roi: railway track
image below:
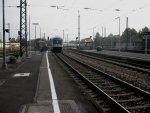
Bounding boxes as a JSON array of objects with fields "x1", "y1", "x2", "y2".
[
  {"x1": 55, "y1": 53, "x2": 150, "y2": 113},
  {"x1": 70, "y1": 50, "x2": 150, "y2": 74},
  {"x1": 73, "y1": 50, "x2": 150, "y2": 69},
  {"x1": 64, "y1": 50, "x2": 150, "y2": 92}
]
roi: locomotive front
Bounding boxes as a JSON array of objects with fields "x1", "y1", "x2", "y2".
[{"x1": 51, "y1": 37, "x2": 63, "y2": 52}]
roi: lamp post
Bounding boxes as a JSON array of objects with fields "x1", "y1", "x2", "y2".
[
  {"x1": 2, "y1": 0, "x2": 7, "y2": 69},
  {"x1": 78, "y1": 10, "x2": 80, "y2": 49},
  {"x1": 32, "y1": 23, "x2": 39, "y2": 51},
  {"x1": 29, "y1": 16, "x2": 31, "y2": 56},
  {"x1": 50, "y1": 5, "x2": 69, "y2": 10},
  {"x1": 115, "y1": 9, "x2": 121, "y2": 52},
  {"x1": 0, "y1": 31, "x2": 1, "y2": 41},
  {"x1": 50, "y1": 5, "x2": 64, "y2": 9},
  {"x1": 6, "y1": 23, "x2": 11, "y2": 52},
  {"x1": 145, "y1": 35, "x2": 148, "y2": 54},
  {"x1": 0, "y1": 26, "x2": 2, "y2": 49},
  {"x1": 84, "y1": 8, "x2": 102, "y2": 12},
  {"x1": 84, "y1": 8, "x2": 102, "y2": 49},
  {"x1": 93, "y1": 27, "x2": 96, "y2": 49},
  {"x1": 40, "y1": 27, "x2": 41, "y2": 39},
  {"x1": 115, "y1": 17, "x2": 121, "y2": 52}
]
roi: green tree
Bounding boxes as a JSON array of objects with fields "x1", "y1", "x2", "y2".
[
  {"x1": 122, "y1": 28, "x2": 138, "y2": 42},
  {"x1": 121, "y1": 28, "x2": 138, "y2": 49},
  {"x1": 107, "y1": 33, "x2": 114, "y2": 48},
  {"x1": 138, "y1": 26, "x2": 150, "y2": 39},
  {"x1": 139, "y1": 26, "x2": 150, "y2": 50},
  {"x1": 108, "y1": 33, "x2": 113, "y2": 38},
  {"x1": 94, "y1": 32, "x2": 102, "y2": 47}
]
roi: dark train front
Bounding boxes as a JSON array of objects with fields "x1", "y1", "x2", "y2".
[{"x1": 51, "y1": 36, "x2": 63, "y2": 53}]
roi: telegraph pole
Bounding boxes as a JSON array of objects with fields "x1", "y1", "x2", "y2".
[
  {"x1": 119, "y1": 17, "x2": 121, "y2": 52},
  {"x1": 29, "y1": 16, "x2": 31, "y2": 56},
  {"x1": 102, "y1": 26, "x2": 103, "y2": 38},
  {"x1": 32, "y1": 23, "x2": 39, "y2": 52},
  {"x1": 104, "y1": 27, "x2": 106, "y2": 37},
  {"x1": 40, "y1": 28, "x2": 41, "y2": 39},
  {"x1": 7, "y1": 23, "x2": 11, "y2": 52},
  {"x1": 78, "y1": 10, "x2": 80, "y2": 48},
  {"x1": 115, "y1": 17, "x2": 121, "y2": 52},
  {"x1": 93, "y1": 27, "x2": 95, "y2": 49},
  {"x1": 126, "y1": 17, "x2": 128, "y2": 50},
  {"x1": 8, "y1": 23, "x2": 10, "y2": 40},
  {"x1": 145, "y1": 36, "x2": 147, "y2": 54},
  {"x1": 2, "y1": 0, "x2": 7, "y2": 69},
  {"x1": 63, "y1": 30, "x2": 64, "y2": 41}
]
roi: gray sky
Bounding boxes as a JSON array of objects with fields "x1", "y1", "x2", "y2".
[{"x1": 1, "y1": 0, "x2": 150, "y2": 41}]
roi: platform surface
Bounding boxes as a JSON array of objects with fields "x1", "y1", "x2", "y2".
[
  {"x1": 20, "y1": 100, "x2": 81, "y2": 113},
  {"x1": 84, "y1": 49, "x2": 150, "y2": 61}
]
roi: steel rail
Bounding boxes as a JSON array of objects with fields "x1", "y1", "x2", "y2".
[
  {"x1": 56, "y1": 52, "x2": 150, "y2": 112},
  {"x1": 56, "y1": 53, "x2": 131, "y2": 113},
  {"x1": 62, "y1": 52, "x2": 150, "y2": 98},
  {"x1": 73, "y1": 49, "x2": 150, "y2": 69},
  {"x1": 71, "y1": 50, "x2": 150, "y2": 74}
]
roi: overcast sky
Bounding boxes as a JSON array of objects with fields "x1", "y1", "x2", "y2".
[{"x1": 1, "y1": 0, "x2": 150, "y2": 41}]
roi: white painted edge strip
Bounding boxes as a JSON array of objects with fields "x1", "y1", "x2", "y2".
[
  {"x1": 46, "y1": 51, "x2": 60, "y2": 113},
  {"x1": 13, "y1": 73, "x2": 30, "y2": 77}
]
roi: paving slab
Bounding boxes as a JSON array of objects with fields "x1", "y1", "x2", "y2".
[{"x1": 20, "y1": 100, "x2": 81, "y2": 113}]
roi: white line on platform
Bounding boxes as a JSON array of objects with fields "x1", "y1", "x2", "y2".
[{"x1": 46, "y1": 51, "x2": 60, "y2": 113}]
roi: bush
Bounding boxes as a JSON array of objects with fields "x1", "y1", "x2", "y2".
[
  {"x1": 13, "y1": 51, "x2": 19, "y2": 58},
  {"x1": 9, "y1": 55, "x2": 17, "y2": 64},
  {"x1": 19, "y1": 51, "x2": 23, "y2": 57}
]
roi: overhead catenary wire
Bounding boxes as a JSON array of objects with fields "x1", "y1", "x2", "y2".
[{"x1": 2, "y1": 0, "x2": 150, "y2": 41}]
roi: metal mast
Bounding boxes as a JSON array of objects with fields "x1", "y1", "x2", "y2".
[
  {"x1": 126, "y1": 17, "x2": 128, "y2": 50},
  {"x1": 20, "y1": 0, "x2": 28, "y2": 57},
  {"x1": 78, "y1": 10, "x2": 80, "y2": 48},
  {"x1": 2, "y1": 0, "x2": 7, "y2": 69}
]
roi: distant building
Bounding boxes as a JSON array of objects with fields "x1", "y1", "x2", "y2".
[
  {"x1": 80, "y1": 37, "x2": 93, "y2": 50},
  {"x1": 10, "y1": 38, "x2": 16, "y2": 43},
  {"x1": 0, "y1": 42, "x2": 20, "y2": 51}
]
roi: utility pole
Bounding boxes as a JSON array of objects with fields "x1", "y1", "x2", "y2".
[
  {"x1": 104, "y1": 27, "x2": 106, "y2": 37},
  {"x1": 119, "y1": 17, "x2": 120, "y2": 52},
  {"x1": 8, "y1": 23, "x2": 10, "y2": 40},
  {"x1": 2, "y1": 0, "x2": 7, "y2": 69},
  {"x1": 7, "y1": 23, "x2": 11, "y2": 52},
  {"x1": 78, "y1": 10, "x2": 80, "y2": 49},
  {"x1": 145, "y1": 36, "x2": 147, "y2": 54},
  {"x1": 0, "y1": 32, "x2": 2, "y2": 49},
  {"x1": 32, "y1": 23, "x2": 39, "y2": 51},
  {"x1": 63, "y1": 30, "x2": 64, "y2": 42},
  {"x1": 101, "y1": 26, "x2": 104, "y2": 47},
  {"x1": 40, "y1": 27, "x2": 41, "y2": 39},
  {"x1": 29, "y1": 16, "x2": 31, "y2": 56},
  {"x1": 126, "y1": 17, "x2": 128, "y2": 50},
  {"x1": 115, "y1": 17, "x2": 121, "y2": 52},
  {"x1": 102, "y1": 26, "x2": 103, "y2": 38},
  {"x1": 0, "y1": 32, "x2": 1, "y2": 42},
  {"x1": 67, "y1": 34, "x2": 68, "y2": 46},
  {"x1": 20, "y1": 0, "x2": 28, "y2": 57},
  {"x1": 44, "y1": 32, "x2": 45, "y2": 39},
  {"x1": 93, "y1": 27, "x2": 95, "y2": 49},
  {"x1": 4, "y1": 23, "x2": 11, "y2": 50}
]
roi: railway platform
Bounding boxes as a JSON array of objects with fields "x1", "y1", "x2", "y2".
[
  {"x1": 20, "y1": 52, "x2": 81, "y2": 113},
  {"x1": 0, "y1": 51, "x2": 98, "y2": 113},
  {"x1": 1, "y1": 50, "x2": 149, "y2": 113},
  {"x1": 83, "y1": 49, "x2": 150, "y2": 61}
]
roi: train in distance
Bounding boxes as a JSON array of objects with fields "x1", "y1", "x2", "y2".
[{"x1": 51, "y1": 36, "x2": 63, "y2": 53}]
